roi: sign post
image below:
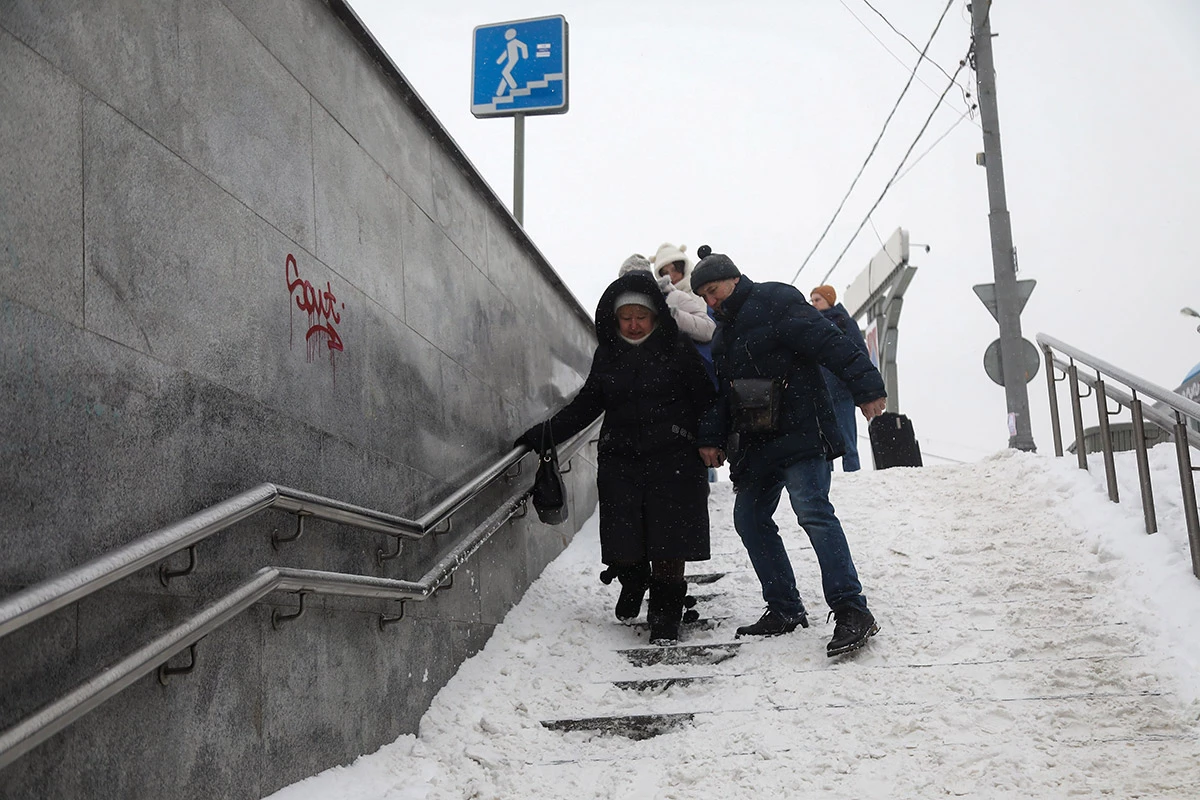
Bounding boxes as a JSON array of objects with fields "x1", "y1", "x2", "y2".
[
  {"x1": 844, "y1": 228, "x2": 917, "y2": 414},
  {"x1": 471, "y1": 16, "x2": 569, "y2": 225}
]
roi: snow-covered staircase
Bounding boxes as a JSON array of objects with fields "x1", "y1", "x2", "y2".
[{"x1": 268, "y1": 452, "x2": 1200, "y2": 799}]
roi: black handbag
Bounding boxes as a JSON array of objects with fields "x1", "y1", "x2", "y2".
[
  {"x1": 729, "y1": 377, "x2": 785, "y2": 434},
  {"x1": 531, "y1": 422, "x2": 569, "y2": 525}
]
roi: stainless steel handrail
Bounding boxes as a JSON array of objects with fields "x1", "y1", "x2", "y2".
[
  {"x1": 0, "y1": 420, "x2": 599, "y2": 771},
  {"x1": 1045, "y1": 356, "x2": 1188, "y2": 446},
  {"x1": 1038, "y1": 334, "x2": 1200, "y2": 417},
  {"x1": 0, "y1": 421, "x2": 599, "y2": 640},
  {"x1": 1036, "y1": 334, "x2": 1200, "y2": 577}
]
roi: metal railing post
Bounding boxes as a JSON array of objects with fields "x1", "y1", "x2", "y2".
[
  {"x1": 1094, "y1": 378, "x2": 1119, "y2": 502},
  {"x1": 1173, "y1": 415, "x2": 1200, "y2": 578},
  {"x1": 1068, "y1": 364, "x2": 1088, "y2": 470},
  {"x1": 1043, "y1": 346, "x2": 1063, "y2": 457},
  {"x1": 1129, "y1": 397, "x2": 1158, "y2": 534}
]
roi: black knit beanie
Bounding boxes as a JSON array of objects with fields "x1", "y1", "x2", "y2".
[{"x1": 690, "y1": 244, "x2": 741, "y2": 291}]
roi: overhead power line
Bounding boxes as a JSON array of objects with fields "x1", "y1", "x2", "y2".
[
  {"x1": 790, "y1": 0, "x2": 957, "y2": 286},
  {"x1": 836, "y1": 1, "x2": 946, "y2": 101},
  {"x1": 857, "y1": 0, "x2": 975, "y2": 110},
  {"x1": 893, "y1": 106, "x2": 973, "y2": 185},
  {"x1": 817, "y1": 46, "x2": 971, "y2": 286}
]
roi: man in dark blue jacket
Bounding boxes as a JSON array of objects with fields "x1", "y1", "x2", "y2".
[{"x1": 692, "y1": 246, "x2": 886, "y2": 656}]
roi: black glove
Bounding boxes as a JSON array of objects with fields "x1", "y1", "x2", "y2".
[{"x1": 513, "y1": 426, "x2": 542, "y2": 452}]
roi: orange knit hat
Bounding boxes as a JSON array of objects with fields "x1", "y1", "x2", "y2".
[{"x1": 811, "y1": 285, "x2": 837, "y2": 307}]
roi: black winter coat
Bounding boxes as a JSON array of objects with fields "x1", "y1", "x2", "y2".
[
  {"x1": 698, "y1": 276, "x2": 886, "y2": 485},
  {"x1": 819, "y1": 303, "x2": 871, "y2": 402},
  {"x1": 526, "y1": 272, "x2": 717, "y2": 563}
]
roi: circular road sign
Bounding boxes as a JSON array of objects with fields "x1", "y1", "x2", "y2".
[{"x1": 984, "y1": 337, "x2": 1040, "y2": 387}]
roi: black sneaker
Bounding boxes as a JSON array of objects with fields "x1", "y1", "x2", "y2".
[
  {"x1": 735, "y1": 607, "x2": 809, "y2": 637},
  {"x1": 826, "y1": 606, "x2": 879, "y2": 657}
]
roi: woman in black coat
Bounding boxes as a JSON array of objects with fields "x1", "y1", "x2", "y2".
[{"x1": 517, "y1": 271, "x2": 717, "y2": 644}]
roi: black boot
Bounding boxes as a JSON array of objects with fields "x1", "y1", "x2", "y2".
[
  {"x1": 735, "y1": 606, "x2": 809, "y2": 637},
  {"x1": 601, "y1": 562, "x2": 650, "y2": 623},
  {"x1": 647, "y1": 578, "x2": 688, "y2": 646},
  {"x1": 827, "y1": 605, "x2": 879, "y2": 657}
]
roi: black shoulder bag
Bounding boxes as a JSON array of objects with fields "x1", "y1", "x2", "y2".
[
  {"x1": 729, "y1": 377, "x2": 785, "y2": 433},
  {"x1": 531, "y1": 422, "x2": 569, "y2": 525},
  {"x1": 729, "y1": 342, "x2": 788, "y2": 434}
]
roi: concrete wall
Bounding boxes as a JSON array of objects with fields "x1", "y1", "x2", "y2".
[{"x1": 0, "y1": 1, "x2": 598, "y2": 797}]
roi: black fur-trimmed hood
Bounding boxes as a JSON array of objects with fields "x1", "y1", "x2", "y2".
[{"x1": 593, "y1": 271, "x2": 678, "y2": 349}]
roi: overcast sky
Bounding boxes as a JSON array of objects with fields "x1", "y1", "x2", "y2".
[{"x1": 348, "y1": 0, "x2": 1200, "y2": 463}]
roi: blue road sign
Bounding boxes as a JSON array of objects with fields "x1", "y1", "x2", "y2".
[{"x1": 471, "y1": 16, "x2": 568, "y2": 118}]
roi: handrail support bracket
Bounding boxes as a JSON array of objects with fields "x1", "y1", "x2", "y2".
[{"x1": 271, "y1": 592, "x2": 307, "y2": 629}]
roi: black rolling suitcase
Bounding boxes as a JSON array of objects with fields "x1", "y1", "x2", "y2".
[{"x1": 868, "y1": 412, "x2": 923, "y2": 469}]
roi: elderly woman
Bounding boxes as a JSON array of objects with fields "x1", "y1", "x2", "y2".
[{"x1": 516, "y1": 270, "x2": 717, "y2": 645}]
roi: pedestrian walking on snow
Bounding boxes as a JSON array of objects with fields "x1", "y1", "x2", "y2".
[
  {"x1": 692, "y1": 246, "x2": 886, "y2": 656},
  {"x1": 516, "y1": 270, "x2": 717, "y2": 645},
  {"x1": 810, "y1": 284, "x2": 871, "y2": 472}
]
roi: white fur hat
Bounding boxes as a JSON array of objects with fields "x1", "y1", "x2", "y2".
[{"x1": 652, "y1": 243, "x2": 689, "y2": 276}]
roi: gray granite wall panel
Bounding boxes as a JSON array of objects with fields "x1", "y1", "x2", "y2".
[
  {"x1": 220, "y1": 0, "x2": 437, "y2": 216},
  {"x1": 0, "y1": 600, "x2": 265, "y2": 800},
  {"x1": 83, "y1": 98, "x2": 258, "y2": 369},
  {"x1": 311, "y1": 103, "x2": 405, "y2": 318},
  {"x1": 440, "y1": 357, "x2": 508, "y2": 486},
  {"x1": 0, "y1": 29, "x2": 83, "y2": 325},
  {"x1": 0, "y1": 0, "x2": 185, "y2": 155},
  {"x1": 0, "y1": 1, "x2": 599, "y2": 796},
  {"x1": 430, "y1": 148, "x2": 490, "y2": 271},
  {"x1": 176, "y1": 0, "x2": 315, "y2": 250},
  {"x1": 400, "y1": 195, "x2": 477, "y2": 363}
]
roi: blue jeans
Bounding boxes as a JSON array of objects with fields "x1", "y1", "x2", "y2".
[
  {"x1": 832, "y1": 394, "x2": 861, "y2": 472},
  {"x1": 732, "y1": 455, "x2": 868, "y2": 618}
]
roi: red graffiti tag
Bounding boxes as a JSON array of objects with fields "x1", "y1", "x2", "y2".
[{"x1": 286, "y1": 254, "x2": 344, "y2": 364}]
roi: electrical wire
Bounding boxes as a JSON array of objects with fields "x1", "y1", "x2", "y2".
[
  {"x1": 857, "y1": 0, "x2": 975, "y2": 113},
  {"x1": 893, "y1": 106, "x2": 972, "y2": 185},
  {"x1": 836, "y1": 0, "x2": 961, "y2": 113},
  {"x1": 816, "y1": 46, "x2": 970, "y2": 287},
  {"x1": 790, "y1": 0, "x2": 957, "y2": 286}
]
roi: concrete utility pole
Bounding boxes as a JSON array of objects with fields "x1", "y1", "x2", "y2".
[{"x1": 971, "y1": 1, "x2": 1036, "y2": 452}]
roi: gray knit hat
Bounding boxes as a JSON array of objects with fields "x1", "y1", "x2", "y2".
[
  {"x1": 618, "y1": 253, "x2": 653, "y2": 277},
  {"x1": 690, "y1": 244, "x2": 741, "y2": 291}
]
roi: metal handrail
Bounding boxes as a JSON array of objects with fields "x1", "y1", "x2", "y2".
[
  {"x1": 1046, "y1": 356, "x2": 1191, "y2": 447},
  {"x1": 1039, "y1": 334, "x2": 1200, "y2": 418},
  {"x1": 0, "y1": 419, "x2": 599, "y2": 771},
  {"x1": 0, "y1": 421, "x2": 597, "y2": 641},
  {"x1": 1036, "y1": 334, "x2": 1200, "y2": 577}
]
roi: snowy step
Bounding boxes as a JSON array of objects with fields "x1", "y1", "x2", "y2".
[
  {"x1": 540, "y1": 711, "x2": 694, "y2": 740},
  {"x1": 618, "y1": 642, "x2": 741, "y2": 667},
  {"x1": 684, "y1": 572, "x2": 727, "y2": 585},
  {"x1": 610, "y1": 675, "x2": 719, "y2": 692}
]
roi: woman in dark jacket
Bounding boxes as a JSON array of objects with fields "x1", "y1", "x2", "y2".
[
  {"x1": 517, "y1": 271, "x2": 717, "y2": 645},
  {"x1": 810, "y1": 285, "x2": 871, "y2": 471}
]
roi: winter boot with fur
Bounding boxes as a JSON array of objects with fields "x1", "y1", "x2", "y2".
[
  {"x1": 647, "y1": 578, "x2": 688, "y2": 646},
  {"x1": 600, "y1": 562, "x2": 651, "y2": 623}
]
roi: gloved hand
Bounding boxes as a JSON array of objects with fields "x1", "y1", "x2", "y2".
[
  {"x1": 513, "y1": 426, "x2": 542, "y2": 452},
  {"x1": 657, "y1": 274, "x2": 674, "y2": 293}
]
